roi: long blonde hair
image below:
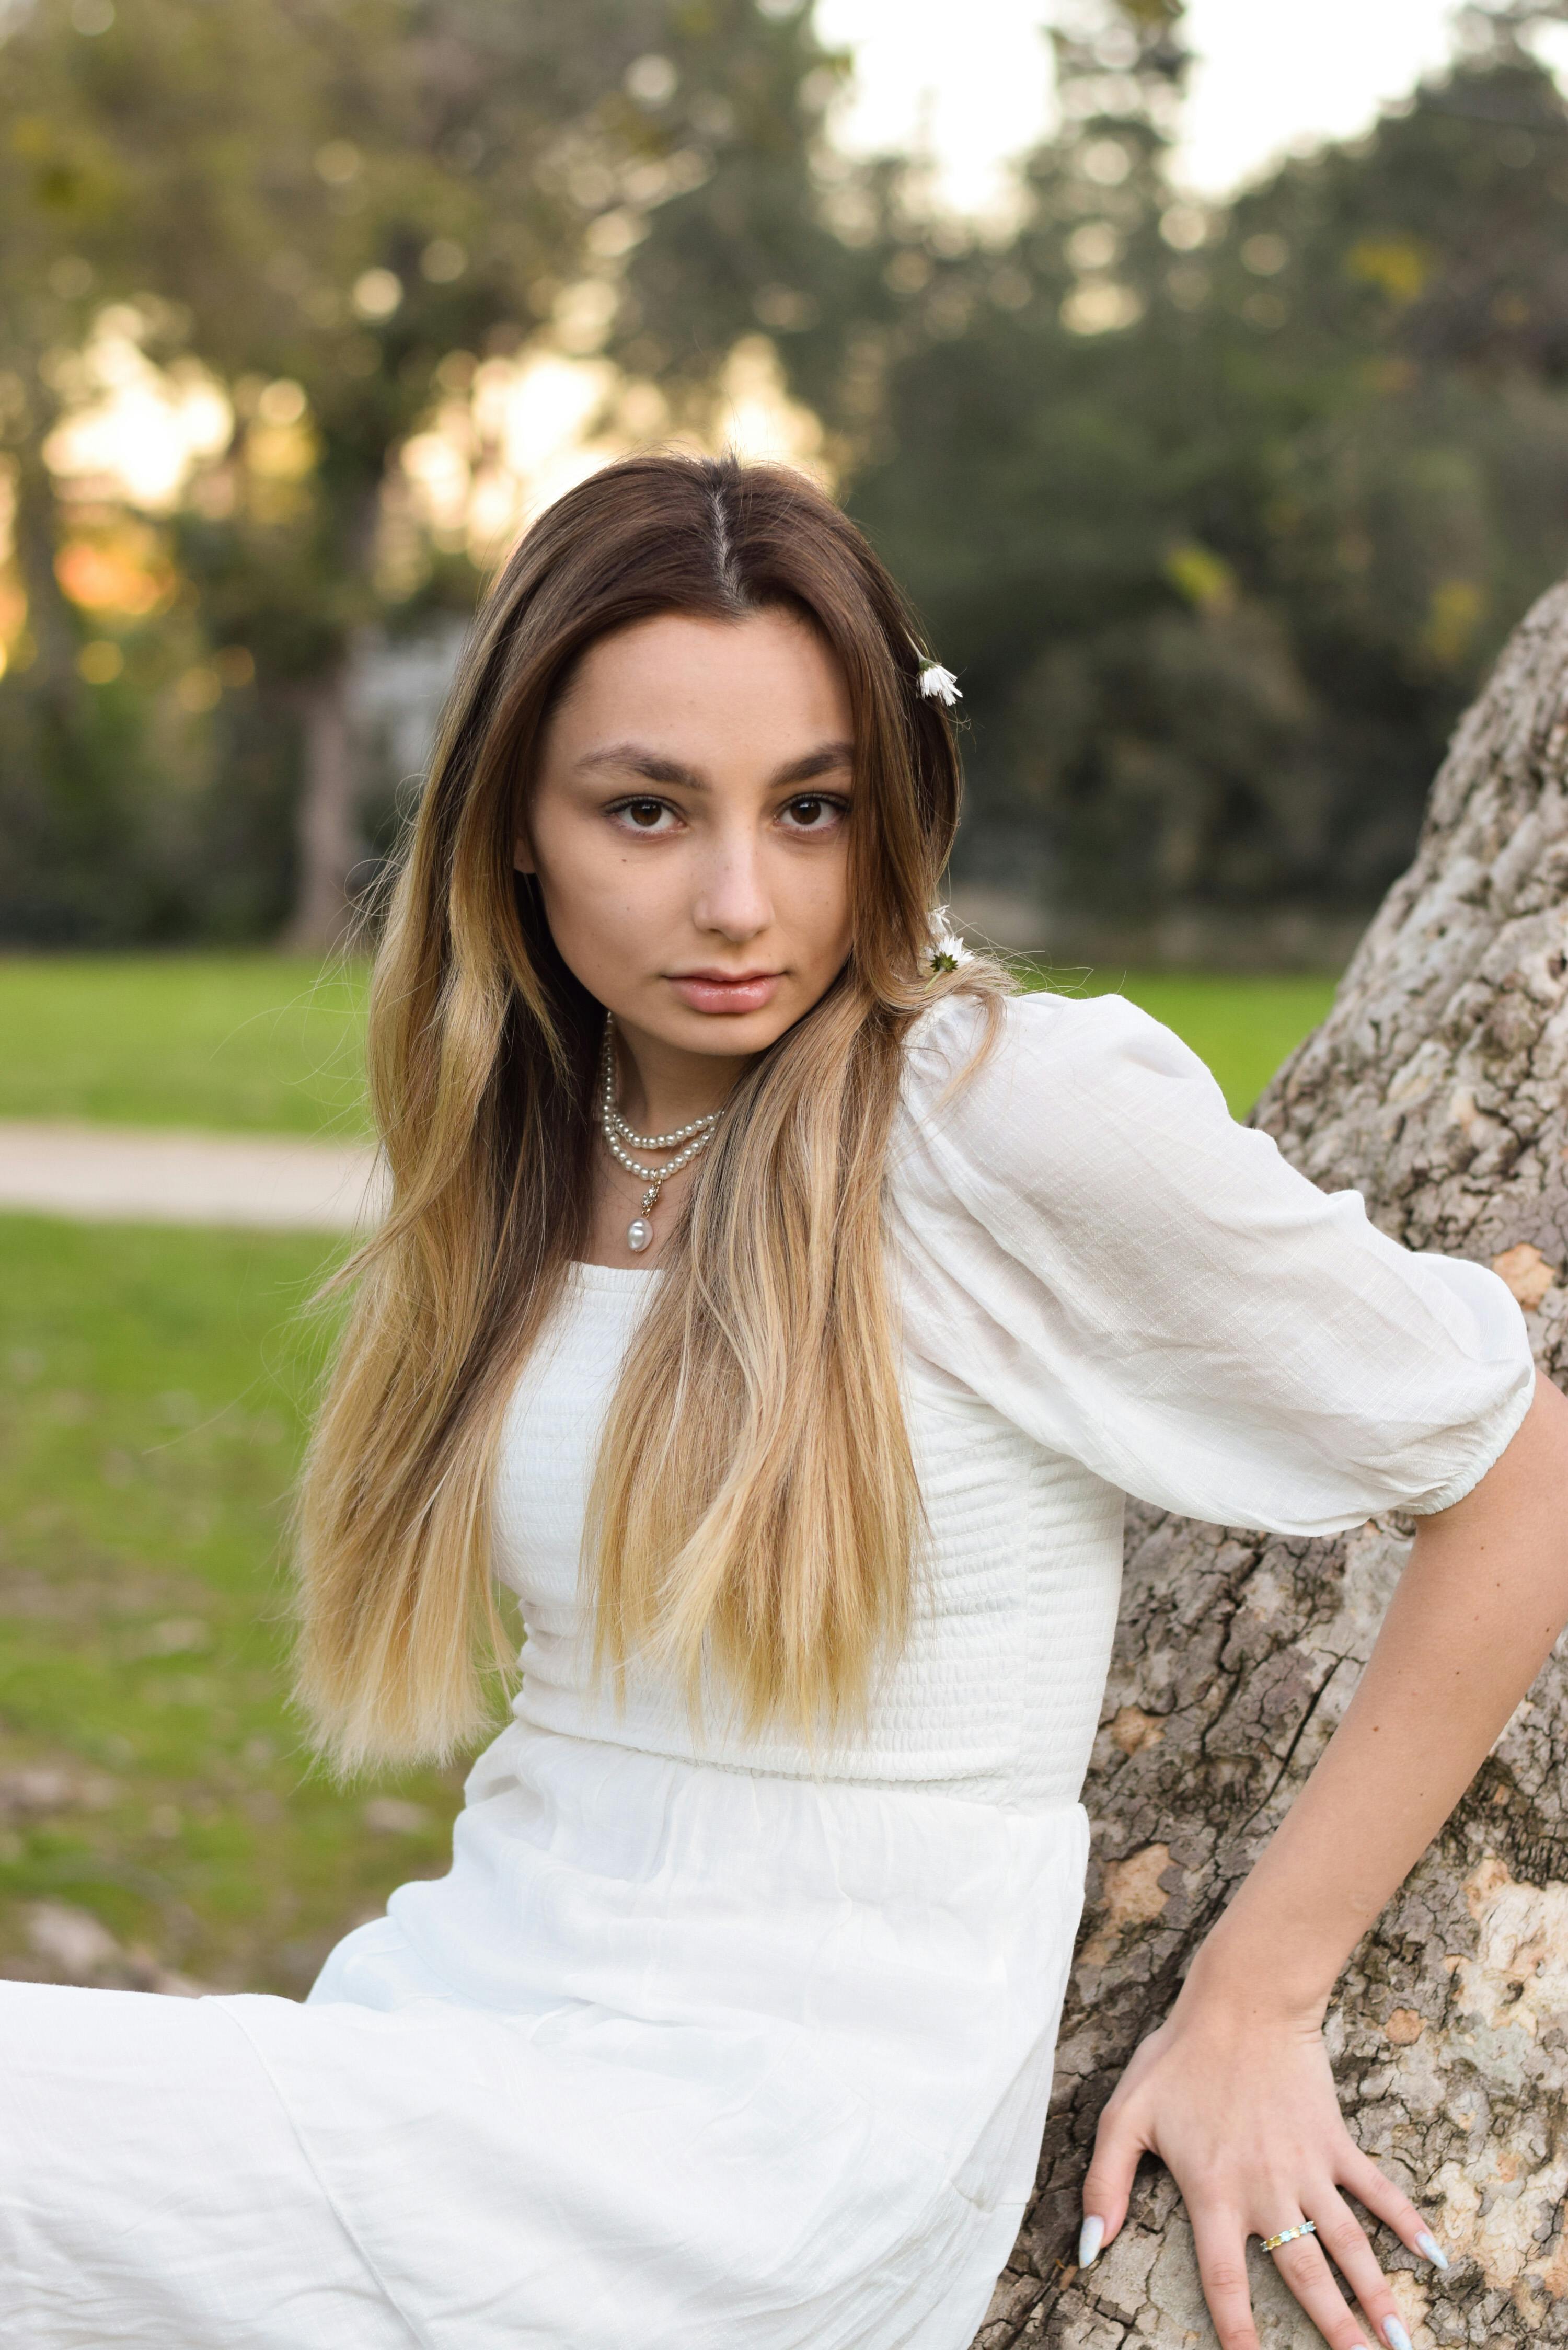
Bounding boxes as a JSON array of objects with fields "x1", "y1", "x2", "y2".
[{"x1": 295, "y1": 451, "x2": 1007, "y2": 1772}]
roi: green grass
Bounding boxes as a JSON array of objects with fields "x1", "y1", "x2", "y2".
[
  {"x1": 0, "y1": 1215, "x2": 467, "y2": 1994},
  {"x1": 0, "y1": 952, "x2": 1339, "y2": 1133},
  {"x1": 0, "y1": 954, "x2": 371, "y2": 1136}
]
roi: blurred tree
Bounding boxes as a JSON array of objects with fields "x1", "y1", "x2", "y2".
[
  {"x1": 0, "y1": 0, "x2": 878, "y2": 944},
  {"x1": 0, "y1": 15, "x2": 164, "y2": 940},
  {"x1": 11, "y1": 0, "x2": 1568, "y2": 951},
  {"x1": 846, "y1": 6, "x2": 1568, "y2": 946},
  {"x1": 1185, "y1": 26, "x2": 1568, "y2": 912},
  {"x1": 840, "y1": 0, "x2": 1218, "y2": 920}
]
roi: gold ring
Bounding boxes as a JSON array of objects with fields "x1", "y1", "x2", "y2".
[{"x1": 1261, "y1": 2221, "x2": 1317, "y2": 2254}]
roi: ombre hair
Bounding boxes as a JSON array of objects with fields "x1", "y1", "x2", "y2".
[{"x1": 294, "y1": 450, "x2": 1008, "y2": 1771}]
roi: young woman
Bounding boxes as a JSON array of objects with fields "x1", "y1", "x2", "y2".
[{"x1": 4, "y1": 450, "x2": 1566, "y2": 2350}]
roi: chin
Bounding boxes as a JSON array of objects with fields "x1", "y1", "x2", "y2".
[
  {"x1": 658, "y1": 994, "x2": 811, "y2": 1054},
  {"x1": 674, "y1": 1009, "x2": 794, "y2": 1051}
]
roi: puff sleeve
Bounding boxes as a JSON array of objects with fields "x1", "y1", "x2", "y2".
[{"x1": 886, "y1": 989, "x2": 1537, "y2": 1536}]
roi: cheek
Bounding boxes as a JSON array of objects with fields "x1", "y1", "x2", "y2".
[
  {"x1": 530, "y1": 821, "x2": 677, "y2": 980},
  {"x1": 785, "y1": 842, "x2": 854, "y2": 964}
]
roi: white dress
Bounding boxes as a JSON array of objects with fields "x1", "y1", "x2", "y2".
[{"x1": 0, "y1": 992, "x2": 1536, "y2": 2350}]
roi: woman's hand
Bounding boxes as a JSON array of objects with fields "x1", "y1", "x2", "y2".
[{"x1": 1079, "y1": 1975, "x2": 1446, "y2": 2350}]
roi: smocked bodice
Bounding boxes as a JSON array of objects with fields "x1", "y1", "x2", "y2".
[{"x1": 492, "y1": 1264, "x2": 1125, "y2": 1808}]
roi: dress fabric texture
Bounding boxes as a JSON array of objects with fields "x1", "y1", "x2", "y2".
[{"x1": 0, "y1": 990, "x2": 1537, "y2": 2349}]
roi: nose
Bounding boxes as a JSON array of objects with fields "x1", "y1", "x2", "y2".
[{"x1": 690, "y1": 822, "x2": 773, "y2": 944}]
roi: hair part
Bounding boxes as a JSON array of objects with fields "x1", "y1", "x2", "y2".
[{"x1": 293, "y1": 448, "x2": 1009, "y2": 1774}]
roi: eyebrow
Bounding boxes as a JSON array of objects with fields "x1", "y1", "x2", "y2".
[{"x1": 575, "y1": 739, "x2": 855, "y2": 790}]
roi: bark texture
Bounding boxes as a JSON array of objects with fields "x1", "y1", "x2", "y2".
[{"x1": 977, "y1": 579, "x2": 1568, "y2": 2349}]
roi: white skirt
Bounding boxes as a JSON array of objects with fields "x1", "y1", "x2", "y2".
[{"x1": 0, "y1": 1726, "x2": 1087, "y2": 2349}]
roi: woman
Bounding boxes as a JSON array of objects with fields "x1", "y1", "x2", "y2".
[{"x1": 4, "y1": 450, "x2": 1566, "y2": 2350}]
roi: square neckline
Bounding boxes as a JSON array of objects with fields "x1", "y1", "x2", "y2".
[{"x1": 570, "y1": 1260, "x2": 660, "y2": 1289}]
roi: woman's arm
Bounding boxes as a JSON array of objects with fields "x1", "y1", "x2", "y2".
[{"x1": 1081, "y1": 1368, "x2": 1568, "y2": 2350}]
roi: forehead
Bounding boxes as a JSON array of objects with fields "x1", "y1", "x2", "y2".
[{"x1": 549, "y1": 608, "x2": 851, "y2": 748}]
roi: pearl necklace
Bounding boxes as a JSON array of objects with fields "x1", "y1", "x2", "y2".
[{"x1": 597, "y1": 1014, "x2": 722, "y2": 1253}]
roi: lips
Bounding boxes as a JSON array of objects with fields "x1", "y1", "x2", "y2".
[{"x1": 667, "y1": 970, "x2": 783, "y2": 1016}]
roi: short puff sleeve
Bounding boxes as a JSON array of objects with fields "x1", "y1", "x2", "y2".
[{"x1": 886, "y1": 988, "x2": 1536, "y2": 1535}]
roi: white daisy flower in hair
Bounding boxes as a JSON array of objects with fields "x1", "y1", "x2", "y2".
[
  {"x1": 925, "y1": 904, "x2": 973, "y2": 978},
  {"x1": 917, "y1": 660, "x2": 962, "y2": 706}
]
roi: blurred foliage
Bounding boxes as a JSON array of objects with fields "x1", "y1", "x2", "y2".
[
  {"x1": 0, "y1": 0, "x2": 874, "y2": 940},
  {"x1": 848, "y1": 7, "x2": 1568, "y2": 923},
  {"x1": 3, "y1": 0, "x2": 1568, "y2": 941}
]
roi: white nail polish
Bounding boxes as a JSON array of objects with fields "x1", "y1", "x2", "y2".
[
  {"x1": 1078, "y1": 2214, "x2": 1105, "y2": 2268},
  {"x1": 1415, "y1": 2230, "x2": 1450, "y2": 2272},
  {"x1": 1383, "y1": 2319, "x2": 1413, "y2": 2350}
]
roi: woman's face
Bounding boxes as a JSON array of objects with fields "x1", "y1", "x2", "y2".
[{"x1": 518, "y1": 606, "x2": 856, "y2": 1067}]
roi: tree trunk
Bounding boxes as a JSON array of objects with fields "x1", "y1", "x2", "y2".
[
  {"x1": 978, "y1": 578, "x2": 1568, "y2": 2349},
  {"x1": 285, "y1": 652, "x2": 362, "y2": 954},
  {"x1": 11, "y1": 435, "x2": 82, "y2": 706}
]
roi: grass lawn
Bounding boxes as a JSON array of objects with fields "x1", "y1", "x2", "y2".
[
  {"x1": 0, "y1": 954, "x2": 371, "y2": 1136},
  {"x1": 0, "y1": 1215, "x2": 469, "y2": 1994},
  {"x1": 0, "y1": 952, "x2": 1342, "y2": 1127}
]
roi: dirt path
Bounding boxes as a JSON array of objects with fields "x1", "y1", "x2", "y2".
[{"x1": 0, "y1": 1121, "x2": 386, "y2": 1231}]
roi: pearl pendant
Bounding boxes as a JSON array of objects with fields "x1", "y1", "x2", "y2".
[{"x1": 626, "y1": 1216, "x2": 653, "y2": 1253}]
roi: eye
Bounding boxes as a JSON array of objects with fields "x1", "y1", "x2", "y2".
[
  {"x1": 609, "y1": 796, "x2": 678, "y2": 834},
  {"x1": 779, "y1": 793, "x2": 849, "y2": 833}
]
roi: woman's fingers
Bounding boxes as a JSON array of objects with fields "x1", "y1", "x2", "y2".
[
  {"x1": 1312, "y1": 2187, "x2": 1414, "y2": 2348},
  {"x1": 1085, "y1": 2161, "x2": 1436, "y2": 2350},
  {"x1": 1270, "y1": 2221, "x2": 1376, "y2": 2350},
  {"x1": 1079, "y1": 2094, "x2": 1148, "y2": 2264},
  {"x1": 1338, "y1": 2144, "x2": 1451, "y2": 2276},
  {"x1": 1189, "y1": 2210, "x2": 1263, "y2": 2350}
]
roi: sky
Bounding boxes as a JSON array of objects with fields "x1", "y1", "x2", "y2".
[{"x1": 814, "y1": 0, "x2": 1561, "y2": 213}]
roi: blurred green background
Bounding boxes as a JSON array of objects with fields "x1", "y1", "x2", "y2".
[{"x1": 5, "y1": 0, "x2": 1567, "y2": 1991}]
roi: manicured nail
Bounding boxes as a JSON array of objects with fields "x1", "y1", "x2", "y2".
[
  {"x1": 1078, "y1": 2214, "x2": 1105, "y2": 2268},
  {"x1": 1415, "y1": 2230, "x2": 1450, "y2": 2272},
  {"x1": 1382, "y1": 2320, "x2": 1412, "y2": 2350}
]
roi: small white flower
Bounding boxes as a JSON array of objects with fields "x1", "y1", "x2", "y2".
[
  {"x1": 925, "y1": 904, "x2": 973, "y2": 978},
  {"x1": 917, "y1": 660, "x2": 962, "y2": 706}
]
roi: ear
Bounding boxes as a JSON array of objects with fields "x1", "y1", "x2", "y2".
[{"x1": 512, "y1": 834, "x2": 537, "y2": 877}]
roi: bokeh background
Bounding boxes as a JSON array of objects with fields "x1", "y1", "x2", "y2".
[{"x1": 3, "y1": 0, "x2": 1567, "y2": 1992}]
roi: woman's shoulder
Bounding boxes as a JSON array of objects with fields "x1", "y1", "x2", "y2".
[{"x1": 900, "y1": 982, "x2": 1221, "y2": 1135}]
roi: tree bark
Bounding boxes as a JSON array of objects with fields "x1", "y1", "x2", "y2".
[
  {"x1": 978, "y1": 578, "x2": 1568, "y2": 2349},
  {"x1": 285, "y1": 652, "x2": 363, "y2": 955}
]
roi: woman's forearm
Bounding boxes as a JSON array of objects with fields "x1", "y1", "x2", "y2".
[{"x1": 1184, "y1": 1369, "x2": 1568, "y2": 2022}]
